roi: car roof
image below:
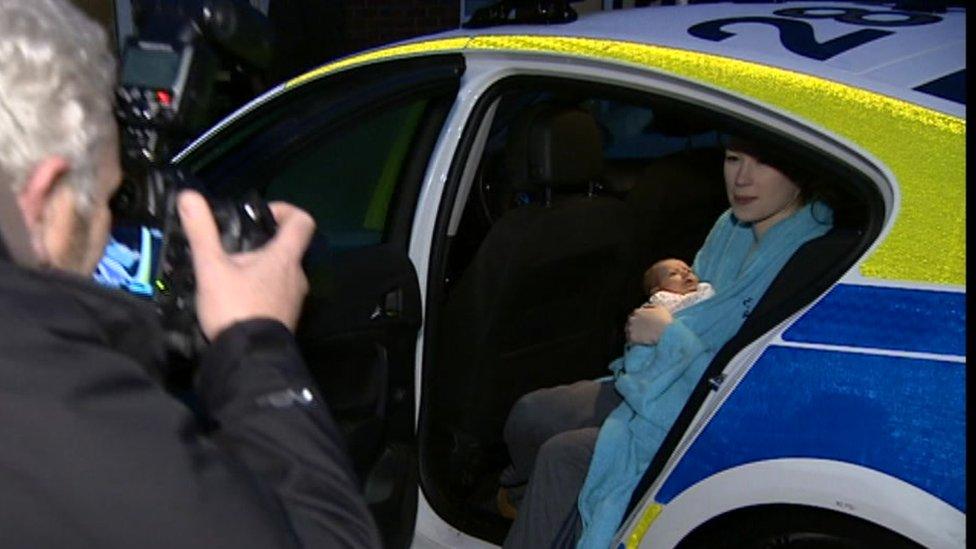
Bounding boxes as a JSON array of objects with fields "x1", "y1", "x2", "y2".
[{"x1": 429, "y1": 1, "x2": 965, "y2": 117}]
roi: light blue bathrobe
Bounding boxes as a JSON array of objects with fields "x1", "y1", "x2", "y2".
[{"x1": 577, "y1": 202, "x2": 833, "y2": 548}]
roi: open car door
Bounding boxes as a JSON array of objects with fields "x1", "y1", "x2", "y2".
[{"x1": 177, "y1": 54, "x2": 465, "y2": 547}]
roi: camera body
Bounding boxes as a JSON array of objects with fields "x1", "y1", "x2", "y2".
[{"x1": 105, "y1": 0, "x2": 276, "y2": 358}]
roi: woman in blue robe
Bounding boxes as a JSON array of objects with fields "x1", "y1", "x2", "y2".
[{"x1": 501, "y1": 136, "x2": 835, "y2": 548}]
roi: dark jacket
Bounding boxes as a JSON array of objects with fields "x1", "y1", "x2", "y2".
[{"x1": 0, "y1": 260, "x2": 381, "y2": 548}]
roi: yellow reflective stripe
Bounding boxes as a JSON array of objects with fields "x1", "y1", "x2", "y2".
[
  {"x1": 285, "y1": 35, "x2": 965, "y2": 285},
  {"x1": 626, "y1": 502, "x2": 664, "y2": 549},
  {"x1": 285, "y1": 37, "x2": 470, "y2": 89}
]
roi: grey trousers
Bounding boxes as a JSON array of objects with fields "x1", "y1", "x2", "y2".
[{"x1": 501, "y1": 379, "x2": 622, "y2": 549}]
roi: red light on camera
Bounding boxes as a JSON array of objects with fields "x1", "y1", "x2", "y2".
[{"x1": 156, "y1": 90, "x2": 172, "y2": 106}]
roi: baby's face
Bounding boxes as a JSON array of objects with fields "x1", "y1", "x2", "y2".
[{"x1": 652, "y1": 259, "x2": 700, "y2": 295}]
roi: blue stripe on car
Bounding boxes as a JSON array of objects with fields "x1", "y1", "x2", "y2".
[
  {"x1": 782, "y1": 284, "x2": 965, "y2": 356},
  {"x1": 656, "y1": 346, "x2": 965, "y2": 511}
]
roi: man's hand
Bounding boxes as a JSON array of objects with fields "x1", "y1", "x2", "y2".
[
  {"x1": 178, "y1": 190, "x2": 316, "y2": 341},
  {"x1": 625, "y1": 304, "x2": 673, "y2": 346}
]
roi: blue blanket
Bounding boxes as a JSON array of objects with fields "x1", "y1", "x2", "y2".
[{"x1": 577, "y1": 202, "x2": 833, "y2": 548}]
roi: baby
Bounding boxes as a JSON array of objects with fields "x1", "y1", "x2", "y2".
[{"x1": 642, "y1": 258, "x2": 714, "y2": 313}]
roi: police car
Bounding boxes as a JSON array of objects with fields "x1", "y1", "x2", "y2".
[{"x1": 174, "y1": 2, "x2": 965, "y2": 547}]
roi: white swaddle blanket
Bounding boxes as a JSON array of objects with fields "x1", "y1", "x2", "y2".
[{"x1": 645, "y1": 282, "x2": 715, "y2": 314}]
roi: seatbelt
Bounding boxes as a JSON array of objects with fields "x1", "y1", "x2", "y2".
[{"x1": 0, "y1": 180, "x2": 39, "y2": 267}]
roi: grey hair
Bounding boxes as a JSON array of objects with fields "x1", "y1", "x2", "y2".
[{"x1": 0, "y1": 0, "x2": 117, "y2": 213}]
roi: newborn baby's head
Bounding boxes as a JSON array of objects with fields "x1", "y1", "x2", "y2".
[{"x1": 643, "y1": 258, "x2": 700, "y2": 296}]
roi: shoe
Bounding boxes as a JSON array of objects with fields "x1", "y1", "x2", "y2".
[{"x1": 497, "y1": 487, "x2": 518, "y2": 520}]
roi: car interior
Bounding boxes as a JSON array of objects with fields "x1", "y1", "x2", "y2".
[{"x1": 419, "y1": 79, "x2": 881, "y2": 543}]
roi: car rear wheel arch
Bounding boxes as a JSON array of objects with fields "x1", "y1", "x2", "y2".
[{"x1": 676, "y1": 504, "x2": 923, "y2": 549}]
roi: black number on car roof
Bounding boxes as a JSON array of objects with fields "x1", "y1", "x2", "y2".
[
  {"x1": 688, "y1": 17, "x2": 892, "y2": 61},
  {"x1": 774, "y1": 7, "x2": 942, "y2": 27},
  {"x1": 914, "y1": 68, "x2": 966, "y2": 105},
  {"x1": 689, "y1": 6, "x2": 942, "y2": 62}
]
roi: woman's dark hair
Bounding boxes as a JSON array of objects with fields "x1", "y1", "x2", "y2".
[{"x1": 721, "y1": 133, "x2": 835, "y2": 209}]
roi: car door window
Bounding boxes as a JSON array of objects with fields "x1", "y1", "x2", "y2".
[
  {"x1": 264, "y1": 99, "x2": 430, "y2": 254},
  {"x1": 183, "y1": 55, "x2": 463, "y2": 259},
  {"x1": 585, "y1": 99, "x2": 721, "y2": 159}
]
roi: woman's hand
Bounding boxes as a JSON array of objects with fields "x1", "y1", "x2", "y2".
[{"x1": 625, "y1": 304, "x2": 674, "y2": 345}]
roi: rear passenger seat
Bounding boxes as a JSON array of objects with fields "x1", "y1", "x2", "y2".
[{"x1": 622, "y1": 147, "x2": 728, "y2": 299}]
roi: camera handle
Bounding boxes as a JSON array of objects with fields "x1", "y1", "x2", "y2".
[{"x1": 158, "y1": 187, "x2": 278, "y2": 362}]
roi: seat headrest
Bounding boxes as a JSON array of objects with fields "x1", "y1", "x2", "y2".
[
  {"x1": 630, "y1": 148, "x2": 726, "y2": 210},
  {"x1": 505, "y1": 104, "x2": 604, "y2": 192}
]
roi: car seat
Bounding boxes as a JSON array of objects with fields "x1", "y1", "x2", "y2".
[
  {"x1": 435, "y1": 103, "x2": 637, "y2": 449},
  {"x1": 611, "y1": 146, "x2": 727, "y2": 311},
  {"x1": 625, "y1": 147, "x2": 728, "y2": 268}
]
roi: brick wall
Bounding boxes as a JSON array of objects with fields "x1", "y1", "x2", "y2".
[{"x1": 341, "y1": 0, "x2": 460, "y2": 56}]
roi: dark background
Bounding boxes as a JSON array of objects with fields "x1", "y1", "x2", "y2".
[{"x1": 71, "y1": 0, "x2": 463, "y2": 84}]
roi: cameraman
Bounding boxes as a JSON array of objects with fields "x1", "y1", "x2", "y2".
[{"x1": 0, "y1": 1, "x2": 381, "y2": 547}]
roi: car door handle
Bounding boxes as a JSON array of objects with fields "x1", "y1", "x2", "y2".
[
  {"x1": 370, "y1": 288, "x2": 402, "y2": 320},
  {"x1": 708, "y1": 373, "x2": 726, "y2": 391}
]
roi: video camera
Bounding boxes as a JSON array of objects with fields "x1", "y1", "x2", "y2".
[{"x1": 97, "y1": 0, "x2": 277, "y2": 359}]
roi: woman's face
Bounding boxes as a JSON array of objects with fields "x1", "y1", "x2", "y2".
[{"x1": 723, "y1": 148, "x2": 802, "y2": 238}]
